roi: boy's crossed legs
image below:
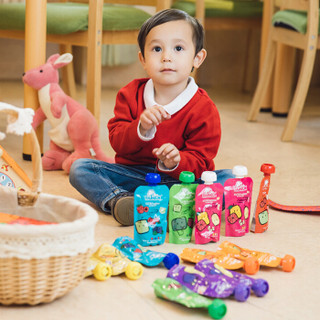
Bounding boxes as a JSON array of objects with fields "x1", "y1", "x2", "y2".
[{"x1": 69, "y1": 159, "x2": 233, "y2": 226}]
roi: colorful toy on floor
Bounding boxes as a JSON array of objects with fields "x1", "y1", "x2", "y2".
[
  {"x1": 251, "y1": 163, "x2": 275, "y2": 233},
  {"x1": 112, "y1": 236, "x2": 179, "y2": 269},
  {"x1": 194, "y1": 259, "x2": 269, "y2": 298},
  {"x1": 167, "y1": 263, "x2": 251, "y2": 302},
  {"x1": 268, "y1": 199, "x2": 320, "y2": 213},
  {"x1": 22, "y1": 53, "x2": 114, "y2": 173},
  {"x1": 224, "y1": 165, "x2": 253, "y2": 237},
  {"x1": 152, "y1": 278, "x2": 227, "y2": 319},
  {"x1": 194, "y1": 171, "x2": 223, "y2": 244},
  {"x1": 134, "y1": 173, "x2": 169, "y2": 246},
  {"x1": 85, "y1": 243, "x2": 143, "y2": 281}
]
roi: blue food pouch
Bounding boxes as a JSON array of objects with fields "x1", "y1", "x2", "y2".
[
  {"x1": 134, "y1": 173, "x2": 169, "y2": 246},
  {"x1": 112, "y1": 236, "x2": 179, "y2": 269}
]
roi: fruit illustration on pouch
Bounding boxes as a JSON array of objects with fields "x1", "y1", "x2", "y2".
[
  {"x1": 198, "y1": 211, "x2": 209, "y2": 225},
  {"x1": 258, "y1": 210, "x2": 268, "y2": 225},
  {"x1": 212, "y1": 213, "x2": 220, "y2": 226},
  {"x1": 227, "y1": 205, "x2": 242, "y2": 224},
  {"x1": 135, "y1": 220, "x2": 149, "y2": 234},
  {"x1": 196, "y1": 219, "x2": 207, "y2": 231},
  {"x1": 244, "y1": 207, "x2": 249, "y2": 220}
]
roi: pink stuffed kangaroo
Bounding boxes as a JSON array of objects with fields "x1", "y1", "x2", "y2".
[{"x1": 23, "y1": 53, "x2": 114, "y2": 173}]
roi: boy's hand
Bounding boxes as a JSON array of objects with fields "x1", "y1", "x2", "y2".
[
  {"x1": 139, "y1": 105, "x2": 171, "y2": 136},
  {"x1": 153, "y1": 143, "x2": 181, "y2": 169}
]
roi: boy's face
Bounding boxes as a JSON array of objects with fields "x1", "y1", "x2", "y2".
[{"x1": 139, "y1": 20, "x2": 206, "y2": 89}]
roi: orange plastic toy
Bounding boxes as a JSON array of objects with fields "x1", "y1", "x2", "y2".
[{"x1": 180, "y1": 241, "x2": 295, "y2": 275}]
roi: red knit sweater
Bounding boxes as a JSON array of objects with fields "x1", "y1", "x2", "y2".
[{"x1": 108, "y1": 78, "x2": 221, "y2": 180}]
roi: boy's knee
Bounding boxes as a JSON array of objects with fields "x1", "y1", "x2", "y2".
[{"x1": 69, "y1": 159, "x2": 86, "y2": 185}]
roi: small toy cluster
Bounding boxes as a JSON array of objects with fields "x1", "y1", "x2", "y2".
[{"x1": 85, "y1": 236, "x2": 295, "y2": 319}]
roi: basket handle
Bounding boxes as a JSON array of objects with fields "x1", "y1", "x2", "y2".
[{"x1": 17, "y1": 128, "x2": 43, "y2": 206}]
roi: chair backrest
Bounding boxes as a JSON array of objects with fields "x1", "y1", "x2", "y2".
[{"x1": 270, "y1": 0, "x2": 319, "y2": 48}]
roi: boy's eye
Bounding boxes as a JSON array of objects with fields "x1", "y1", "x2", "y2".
[
  {"x1": 153, "y1": 46, "x2": 162, "y2": 52},
  {"x1": 175, "y1": 46, "x2": 183, "y2": 52}
]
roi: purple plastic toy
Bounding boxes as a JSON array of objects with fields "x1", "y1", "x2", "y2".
[{"x1": 195, "y1": 259, "x2": 269, "y2": 298}]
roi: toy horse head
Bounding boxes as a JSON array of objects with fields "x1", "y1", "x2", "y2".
[{"x1": 22, "y1": 53, "x2": 73, "y2": 90}]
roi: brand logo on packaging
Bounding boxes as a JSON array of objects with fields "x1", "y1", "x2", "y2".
[
  {"x1": 198, "y1": 187, "x2": 217, "y2": 198},
  {"x1": 144, "y1": 189, "x2": 163, "y2": 201},
  {"x1": 174, "y1": 188, "x2": 194, "y2": 201},
  {"x1": 225, "y1": 181, "x2": 247, "y2": 192}
]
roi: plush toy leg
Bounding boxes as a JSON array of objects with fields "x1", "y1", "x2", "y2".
[
  {"x1": 42, "y1": 141, "x2": 71, "y2": 170},
  {"x1": 62, "y1": 111, "x2": 114, "y2": 173},
  {"x1": 91, "y1": 130, "x2": 115, "y2": 163}
]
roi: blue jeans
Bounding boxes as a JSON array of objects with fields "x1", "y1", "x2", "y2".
[{"x1": 69, "y1": 159, "x2": 234, "y2": 213}]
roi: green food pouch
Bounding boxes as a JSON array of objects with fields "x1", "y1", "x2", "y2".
[
  {"x1": 169, "y1": 171, "x2": 197, "y2": 244},
  {"x1": 152, "y1": 278, "x2": 227, "y2": 319}
]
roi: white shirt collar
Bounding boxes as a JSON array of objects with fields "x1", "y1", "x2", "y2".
[{"x1": 143, "y1": 77, "x2": 198, "y2": 115}]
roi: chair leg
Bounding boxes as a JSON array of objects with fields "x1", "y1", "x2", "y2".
[
  {"x1": 281, "y1": 47, "x2": 317, "y2": 141},
  {"x1": 272, "y1": 44, "x2": 297, "y2": 116},
  {"x1": 242, "y1": 28, "x2": 258, "y2": 93},
  {"x1": 86, "y1": 0, "x2": 103, "y2": 124},
  {"x1": 59, "y1": 44, "x2": 77, "y2": 99},
  {"x1": 247, "y1": 39, "x2": 277, "y2": 121}
]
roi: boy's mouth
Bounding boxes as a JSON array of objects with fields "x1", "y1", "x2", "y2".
[{"x1": 161, "y1": 68, "x2": 175, "y2": 72}]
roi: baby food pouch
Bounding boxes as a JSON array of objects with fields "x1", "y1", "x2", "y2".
[
  {"x1": 251, "y1": 163, "x2": 275, "y2": 233},
  {"x1": 169, "y1": 171, "x2": 197, "y2": 244},
  {"x1": 134, "y1": 173, "x2": 169, "y2": 246},
  {"x1": 113, "y1": 236, "x2": 179, "y2": 269},
  {"x1": 224, "y1": 165, "x2": 253, "y2": 237},
  {"x1": 195, "y1": 171, "x2": 223, "y2": 244}
]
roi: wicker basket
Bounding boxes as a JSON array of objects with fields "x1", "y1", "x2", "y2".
[{"x1": 0, "y1": 106, "x2": 98, "y2": 305}]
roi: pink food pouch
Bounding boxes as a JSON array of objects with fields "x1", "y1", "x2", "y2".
[
  {"x1": 195, "y1": 171, "x2": 223, "y2": 244},
  {"x1": 224, "y1": 165, "x2": 253, "y2": 237}
]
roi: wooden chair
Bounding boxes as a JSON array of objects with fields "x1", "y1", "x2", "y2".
[
  {"x1": 0, "y1": 0, "x2": 171, "y2": 124},
  {"x1": 172, "y1": 0, "x2": 264, "y2": 92},
  {"x1": 247, "y1": 0, "x2": 319, "y2": 141}
]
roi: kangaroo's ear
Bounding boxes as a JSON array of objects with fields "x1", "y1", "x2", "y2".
[
  {"x1": 52, "y1": 53, "x2": 73, "y2": 69},
  {"x1": 47, "y1": 53, "x2": 60, "y2": 65}
]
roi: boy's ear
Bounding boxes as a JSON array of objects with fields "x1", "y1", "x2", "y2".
[
  {"x1": 138, "y1": 51, "x2": 145, "y2": 66},
  {"x1": 193, "y1": 49, "x2": 207, "y2": 69}
]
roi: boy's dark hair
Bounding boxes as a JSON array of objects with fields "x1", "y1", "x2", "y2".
[{"x1": 138, "y1": 9, "x2": 204, "y2": 58}]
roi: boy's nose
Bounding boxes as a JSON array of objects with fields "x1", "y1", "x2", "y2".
[{"x1": 162, "y1": 56, "x2": 171, "y2": 62}]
